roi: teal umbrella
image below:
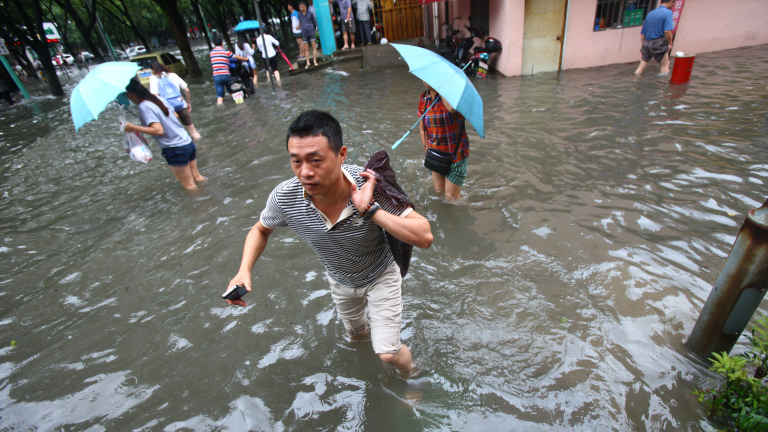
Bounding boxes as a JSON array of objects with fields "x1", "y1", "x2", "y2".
[
  {"x1": 234, "y1": 20, "x2": 260, "y2": 32},
  {"x1": 70, "y1": 62, "x2": 141, "y2": 131},
  {"x1": 390, "y1": 43, "x2": 484, "y2": 149}
]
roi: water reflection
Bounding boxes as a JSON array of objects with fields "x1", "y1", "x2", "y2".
[{"x1": 0, "y1": 44, "x2": 767, "y2": 430}]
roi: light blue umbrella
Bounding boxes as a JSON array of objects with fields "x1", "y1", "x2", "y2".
[
  {"x1": 390, "y1": 43, "x2": 484, "y2": 149},
  {"x1": 70, "y1": 62, "x2": 141, "y2": 131},
  {"x1": 234, "y1": 20, "x2": 260, "y2": 32}
]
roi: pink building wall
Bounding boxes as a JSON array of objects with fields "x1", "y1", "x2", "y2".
[
  {"x1": 562, "y1": 0, "x2": 768, "y2": 71},
  {"x1": 488, "y1": 0, "x2": 526, "y2": 77}
]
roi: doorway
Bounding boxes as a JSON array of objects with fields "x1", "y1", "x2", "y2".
[{"x1": 521, "y1": 0, "x2": 568, "y2": 75}]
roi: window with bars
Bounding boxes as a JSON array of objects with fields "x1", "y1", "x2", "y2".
[{"x1": 594, "y1": 0, "x2": 655, "y2": 31}]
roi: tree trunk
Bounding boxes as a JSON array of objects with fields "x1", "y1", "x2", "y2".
[
  {"x1": 6, "y1": 0, "x2": 64, "y2": 95},
  {"x1": 213, "y1": 11, "x2": 235, "y2": 52},
  {"x1": 235, "y1": 0, "x2": 252, "y2": 21},
  {"x1": 191, "y1": 0, "x2": 212, "y2": 50},
  {"x1": 113, "y1": 0, "x2": 152, "y2": 53},
  {"x1": 51, "y1": 0, "x2": 106, "y2": 62},
  {"x1": 152, "y1": 0, "x2": 202, "y2": 78}
]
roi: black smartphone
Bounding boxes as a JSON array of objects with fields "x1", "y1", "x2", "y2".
[{"x1": 222, "y1": 284, "x2": 248, "y2": 301}]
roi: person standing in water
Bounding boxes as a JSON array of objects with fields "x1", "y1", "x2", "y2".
[
  {"x1": 123, "y1": 78, "x2": 205, "y2": 191},
  {"x1": 254, "y1": 30, "x2": 282, "y2": 83},
  {"x1": 235, "y1": 33, "x2": 258, "y2": 87},
  {"x1": 148, "y1": 61, "x2": 201, "y2": 140},
  {"x1": 225, "y1": 110, "x2": 433, "y2": 374},
  {"x1": 634, "y1": 0, "x2": 675, "y2": 75},
  {"x1": 418, "y1": 82, "x2": 469, "y2": 200}
]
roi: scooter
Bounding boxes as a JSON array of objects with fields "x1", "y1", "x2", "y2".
[
  {"x1": 451, "y1": 25, "x2": 484, "y2": 70},
  {"x1": 227, "y1": 58, "x2": 254, "y2": 96},
  {"x1": 467, "y1": 37, "x2": 502, "y2": 79}
]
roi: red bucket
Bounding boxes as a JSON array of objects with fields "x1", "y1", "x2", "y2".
[{"x1": 670, "y1": 54, "x2": 696, "y2": 84}]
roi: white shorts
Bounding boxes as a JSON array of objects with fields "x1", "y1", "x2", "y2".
[{"x1": 328, "y1": 261, "x2": 403, "y2": 354}]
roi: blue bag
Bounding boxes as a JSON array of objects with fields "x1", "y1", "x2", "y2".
[{"x1": 157, "y1": 75, "x2": 185, "y2": 112}]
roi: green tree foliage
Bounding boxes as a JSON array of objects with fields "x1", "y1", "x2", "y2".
[{"x1": 695, "y1": 315, "x2": 768, "y2": 431}]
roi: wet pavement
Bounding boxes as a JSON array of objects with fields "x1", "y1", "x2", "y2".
[{"x1": 0, "y1": 41, "x2": 767, "y2": 431}]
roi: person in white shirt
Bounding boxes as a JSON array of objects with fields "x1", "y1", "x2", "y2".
[
  {"x1": 235, "y1": 33, "x2": 258, "y2": 86},
  {"x1": 149, "y1": 61, "x2": 201, "y2": 140},
  {"x1": 287, "y1": 3, "x2": 306, "y2": 60},
  {"x1": 255, "y1": 32, "x2": 281, "y2": 83}
]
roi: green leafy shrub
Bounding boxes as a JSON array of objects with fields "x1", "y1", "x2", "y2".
[{"x1": 694, "y1": 315, "x2": 768, "y2": 431}]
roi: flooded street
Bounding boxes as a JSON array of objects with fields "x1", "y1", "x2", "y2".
[{"x1": 1, "y1": 42, "x2": 767, "y2": 431}]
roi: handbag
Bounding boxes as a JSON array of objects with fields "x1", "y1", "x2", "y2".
[{"x1": 422, "y1": 95, "x2": 461, "y2": 176}]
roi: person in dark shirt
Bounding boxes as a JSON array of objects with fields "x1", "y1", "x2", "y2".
[{"x1": 635, "y1": 0, "x2": 675, "y2": 75}]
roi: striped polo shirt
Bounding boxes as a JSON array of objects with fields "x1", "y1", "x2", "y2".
[
  {"x1": 261, "y1": 165, "x2": 413, "y2": 288},
  {"x1": 210, "y1": 46, "x2": 232, "y2": 76}
]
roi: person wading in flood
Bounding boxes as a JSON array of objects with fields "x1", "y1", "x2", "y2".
[
  {"x1": 123, "y1": 78, "x2": 206, "y2": 191},
  {"x1": 418, "y1": 81, "x2": 470, "y2": 200},
  {"x1": 634, "y1": 0, "x2": 675, "y2": 75},
  {"x1": 225, "y1": 110, "x2": 433, "y2": 374}
]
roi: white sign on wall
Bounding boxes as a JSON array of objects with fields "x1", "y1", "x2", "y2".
[{"x1": 0, "y1": 39, "x2": 9, "y2": 55}]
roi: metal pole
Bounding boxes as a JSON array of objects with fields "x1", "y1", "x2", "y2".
[
  {"x1": 0, "y1": 54, "x2": 30, "y2": 99},
  {"x1": 254, "y1": 0, "x2": 275, "y2": 93},
  {"x1": 685, "y1": 199, "x2": 768, "y2": 361},
  {"x1": 86, "y1": 0, "x2": 117, "y2": 61},
  {"x1": 199, "y1": 4, "x2": 212, "y2": 42}
]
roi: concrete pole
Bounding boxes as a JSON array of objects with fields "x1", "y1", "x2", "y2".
[
  {"x1": 0, "y1": 54, "x2": 30, "y2": 99},
  {"x1": 85, "y1": 0, "x2": 117, "y2": 61},
  {"x1": 253, "y1": 0, "x2": 275, "y2": 93},
  {"x1": 199, "y1": 4, "x2": 212, "y2": 43},
  {"x1": 685, "y1": 199, "x2": 768, "y2": 361}
]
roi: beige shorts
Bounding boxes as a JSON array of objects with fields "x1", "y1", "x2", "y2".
[{"x1": 328, "y1": 261, "x2": 403, "y2": 354}]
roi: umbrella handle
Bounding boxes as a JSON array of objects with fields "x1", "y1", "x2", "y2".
[{"x1": 391, "y1": 96, "x2": 441, "y2": 150}]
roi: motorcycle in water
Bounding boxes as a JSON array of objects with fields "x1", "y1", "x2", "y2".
[
  {"x1": 451, "y1": 26, "x2": 502, "y2": 79},
  {"x1": 227, "y1": 58, "x2": 254, "y2": 96}
]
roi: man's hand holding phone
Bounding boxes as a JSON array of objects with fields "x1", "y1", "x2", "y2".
[{"x1": 224, "y1": 271, "x2": 252, "y2": 306}]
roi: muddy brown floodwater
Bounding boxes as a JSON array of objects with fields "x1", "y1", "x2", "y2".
[{"x1": 0, "y1": 42, "x2": 767, "y2": 431}]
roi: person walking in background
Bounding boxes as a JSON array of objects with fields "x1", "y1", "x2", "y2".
[
  {"x1": 634, "y1": 0, "x2": 674, "y2": 75},
  {"x1": 225, "y1": 110, "x2": 432, "y2": 374},
  {"x1": 418, "y1": 81, "x2": 470, "y2": 200},
  {"x1": 355, "y1": 0, "x2": 373, "y2": 46},
  {"x1": 122, "y1": 78, "x2": 205, "y2": 191},
  {"x1": 255, "y1": 30, "x2": 282, "y2": 83},
  {"x1": 209, "y1": 35, "x2": 248, "y2": 105},
  {"x1": 298, "y1": 1, "x2": 318, "y2": 68},
  {"x1": 149, "y1": 61, "x2": 201, "y2": 140},
  {"x1": 235, "y1": 33, "x2": 258, "y2": 87},
  {"x1": 288, "y1": 3, "x2": 306, "y2": 61},
  {"x1": 336, "y1": 0, "x2": 355, "y2": 49}
]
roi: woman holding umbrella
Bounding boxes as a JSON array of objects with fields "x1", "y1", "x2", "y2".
[
  {"x1": 235, "y1": 33, "x2": 258, "y2": 87},
  {"x1": 123, "y1": 78, "x2": 205, "y2": 191},
  {"x1": 418, "y1": 81, "x2": 470, "y2": 200}
]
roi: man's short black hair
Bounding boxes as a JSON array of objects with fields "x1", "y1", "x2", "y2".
[
  {"x1": 286, "y1": 110, "x2": 343, "y2": 154},
  {"x1": 299, "y1": 0, "x2": 308, "y2": 6},
  {"x1": 212, "y1": 35, "x2": 223, "y2": 46}
]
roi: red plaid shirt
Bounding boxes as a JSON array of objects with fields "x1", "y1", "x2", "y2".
[{"x1": 418, "y1": 91, "x2": 469, "y2": 163}]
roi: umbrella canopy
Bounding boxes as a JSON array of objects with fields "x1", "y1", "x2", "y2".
[
  {"x1": 234, "y1": 20, "x2": 260, "y2": 32},
  {"x1": 391, "y1": 43, "x2": 484, "y2": 139},
  {"x1": 70, "y1": 62, "x2": 141, "y2": 132}
]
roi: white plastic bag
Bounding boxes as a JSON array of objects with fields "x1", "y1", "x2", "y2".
[{"x1": 118, "y1": 106, "x2": 153, "y2": 164}]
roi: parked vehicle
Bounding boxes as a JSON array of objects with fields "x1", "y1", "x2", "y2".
[
  {"x1": 113, "y1": 49, "x2": 128, "y2": 60},
  {"x1": 450, "y1": 25, "x2": 502, "y2": 79},
  {"x1": 130, "y1": 52, "x2": 187, "y2": 86},
  {"x1": 52, "y1": 54, "x2": 75, "y2": 66},
  {"x1": 80, "y1": 51, "x2": 95, "y2": 63}
]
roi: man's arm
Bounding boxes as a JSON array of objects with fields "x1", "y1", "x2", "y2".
[
  {"x1": 351, "y1": 170, "x2": 433, "y2": 249},
  {"x1": 184, "y1": 87, "x2": 192, "y2": 111},
  {"x1": 225, "y1": 221, "x2": 275, "y2": 306},
  {"x1": 664, "y1": 30, "x2": 673, "y2": 48}
]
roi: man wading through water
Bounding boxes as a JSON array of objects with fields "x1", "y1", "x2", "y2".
[{"x1": 226, "y1": 110, "x2": 433, "y2": 373}]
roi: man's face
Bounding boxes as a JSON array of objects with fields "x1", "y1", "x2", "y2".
[
  {"x1": 299, "y1": 4, "x2": 307, "y2": 13},
  {"x1": 287, "y1": 4, "x2": 294, "y2": 12},
  {"x1": 288, "y1": 135, "x2": 346, "y2": 197}
]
